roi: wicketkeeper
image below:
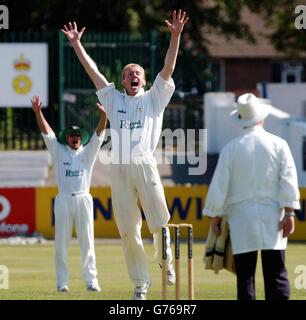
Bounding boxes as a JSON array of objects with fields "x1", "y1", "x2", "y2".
[{"x1": 32, "y1": 96, "x2": 107, "y2": 292}]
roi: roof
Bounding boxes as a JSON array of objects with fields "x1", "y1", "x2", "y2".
[{"x1": 205, "y1": 7, "x2": 287, "y2": 58}]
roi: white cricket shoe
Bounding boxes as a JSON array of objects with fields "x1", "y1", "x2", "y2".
[
  {"x1": 167, "y1": 266, "x2": 176, "y2": 286},
  {"x1": 57, "y1": 285, "x2": 69, "y2": 292},
  {"x1": 132, "y1": 281, "x2": 151, "y2": 300},
  {"x1": 159, "y1": 264, "x2": 176, "y2": 285},
  {"x1": 87, "y1": 283, "x2": 101, "y2": 292}
]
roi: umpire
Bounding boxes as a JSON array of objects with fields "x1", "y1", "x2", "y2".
[{"x1": 203, "y1": 93, "x2": 300, "y2": 300}]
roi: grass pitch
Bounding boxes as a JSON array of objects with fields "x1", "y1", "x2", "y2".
[{"x1": 0, "y1": 240, "x2": 305, "y2": 300}]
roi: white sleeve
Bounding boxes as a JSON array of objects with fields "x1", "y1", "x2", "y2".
[
  {"x1": 41, "y1": 131, "x2": 57, "y2": 160},
  {"x1": 85, "y1": 131, "x2": 105, "y2": 166},
  {"x1": 203, "y1": 146, "x2": 231, "y2": 217},
  {"x1": 148, "y1": 74, "x2": 175, "y2": 114},
  {"x1": 96, "y1": 83, "x2": 116, "y2": 114},
  {"x1": 278, "y1": 141, "x2": 300, "y2": 209}
]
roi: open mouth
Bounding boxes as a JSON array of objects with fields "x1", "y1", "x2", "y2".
[{"x1": 131, "y1": 81, "x2": 139, "y2": 88}]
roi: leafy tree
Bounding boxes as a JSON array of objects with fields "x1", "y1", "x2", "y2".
[
  {"x1": 242, "y1": 0, "x2": 306, "y2": 55},
  {"x1": 3, "y1": 0, "x2": 306, "y2": 93}
]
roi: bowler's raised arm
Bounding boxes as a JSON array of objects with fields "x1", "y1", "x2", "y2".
[
  {"x1": 159, "y1": 9, "x2": 189, "y2": 81},
  {"x1": 61, "y1": 21, "x2": 109, "y2": 90}
]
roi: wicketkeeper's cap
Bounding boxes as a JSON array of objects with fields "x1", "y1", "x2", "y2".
[{"x1": 58, "y1": 125, "x2": 90, "y2": 145}]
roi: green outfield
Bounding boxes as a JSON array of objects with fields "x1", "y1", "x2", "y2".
[{"x1": 0, "y1": 241, "x2": 305, "y2": 300}]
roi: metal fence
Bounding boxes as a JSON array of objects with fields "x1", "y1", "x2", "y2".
[
  {"x1": 0, "y1": 30, "x2": 204, "y2": 150},
  {"x1": 58, "y1": 30, "x2": 159, "y2": 134}
]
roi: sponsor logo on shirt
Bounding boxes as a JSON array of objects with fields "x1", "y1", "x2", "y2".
[
  {"x1": 63, "y1": 162, "x2": 71, "y2": 166},
  {"x1": 120, "y1": 120, "x2": 142, "y2": 130},
  {"x1": 65, "y1": 170, "x2": 84, "y2": 177},
  {"x1": 118, "y1": 109, "x2": 127, "y2": 114}
]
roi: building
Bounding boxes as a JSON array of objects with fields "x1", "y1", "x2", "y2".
[{"x1": 205, "y1": 7, "x2": 306, "y2": 98}]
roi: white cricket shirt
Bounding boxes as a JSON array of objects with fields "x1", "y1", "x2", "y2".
[
  {"x1": 96, "y1": 74, "x2": 175, "y2": 163},
  {"x1": 42, "y1": 131, "x2": 104, "y2": 193}
]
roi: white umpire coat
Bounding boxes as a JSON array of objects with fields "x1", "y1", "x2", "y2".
[{"x1": 203, "y1": 126, "x2": 300, "y2": 254}]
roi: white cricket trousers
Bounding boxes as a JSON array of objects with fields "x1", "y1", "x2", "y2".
[
  {"x1": 111, "y1": 155, "x2": 173, "y2": 287},
  {"x1": 54, "y1": 193, "x2": 99, "y2": 288}
]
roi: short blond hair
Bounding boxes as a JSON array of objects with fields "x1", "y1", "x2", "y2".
[{"x1": 122, "y1": 63, "x2": 145, "y2": 80}]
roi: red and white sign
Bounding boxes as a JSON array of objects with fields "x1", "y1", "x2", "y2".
[{"x1": 0, "y1": 189, "x2": 35, "y2": 237}]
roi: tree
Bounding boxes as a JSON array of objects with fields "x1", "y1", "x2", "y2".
[
  {"x1": 243, "y1": 0, "x2": 306, "y2": 55},
  {"x1": 3, "y1": 0, "x2": 306, "y2": 93}
]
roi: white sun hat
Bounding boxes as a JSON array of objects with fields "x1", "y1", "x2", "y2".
[{"x1": 230, "y1": 93, "x2": 272, "y2": 127}]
